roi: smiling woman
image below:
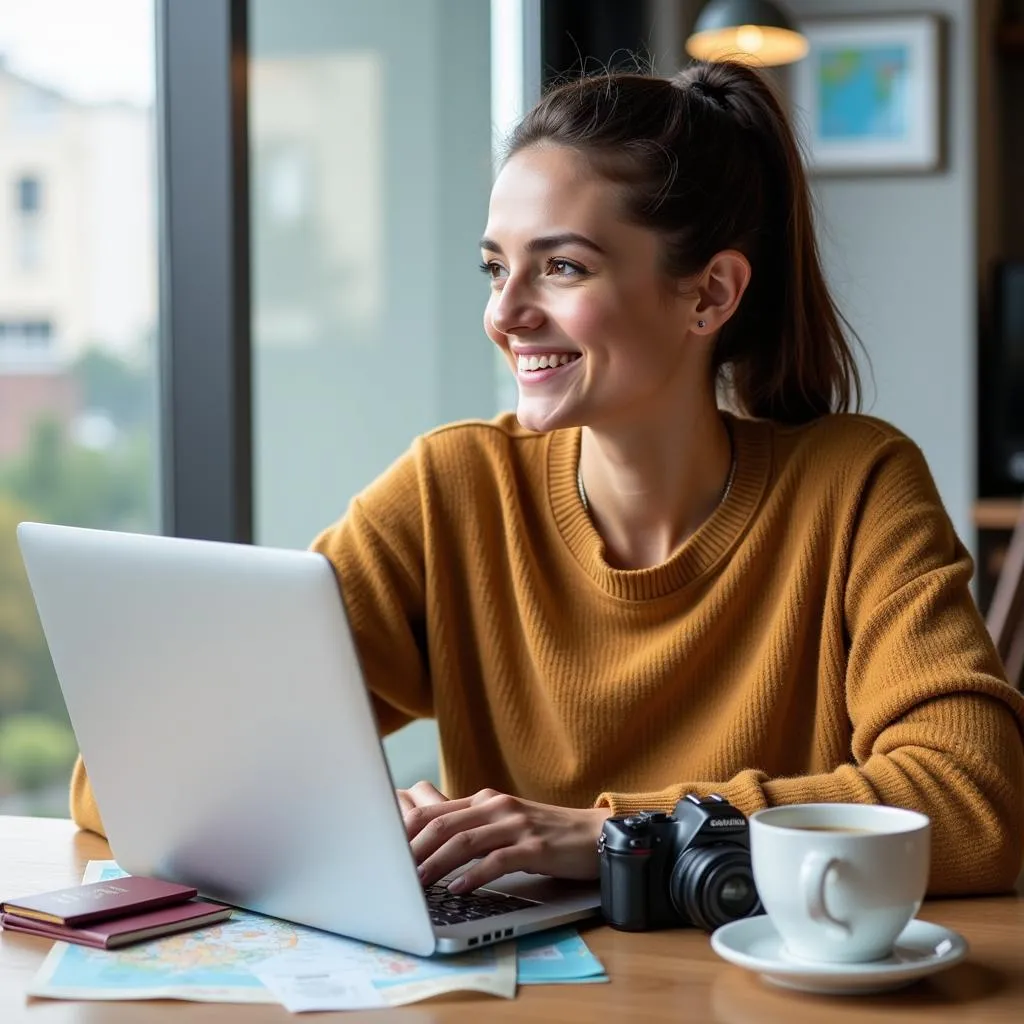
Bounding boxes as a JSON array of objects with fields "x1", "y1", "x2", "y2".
[{"x1": 71, "y1": 60, "x2": 1024, "y2": 901}]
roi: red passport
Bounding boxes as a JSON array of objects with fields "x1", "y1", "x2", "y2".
[
  {"x1": 1, "y1": 900, "x2": 231, "y2": 949},
  {"x1": 1, "y1": 876, "x2": 198, "y2": 927}
]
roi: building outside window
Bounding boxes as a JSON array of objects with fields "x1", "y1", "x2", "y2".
[{"x1": 0, "y1": 0, "x2": 160, "y2": 815}]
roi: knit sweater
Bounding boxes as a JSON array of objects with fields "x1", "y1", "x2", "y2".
[{"x1": 70, "y1": 411, "x2": 1024, "y2": 894}]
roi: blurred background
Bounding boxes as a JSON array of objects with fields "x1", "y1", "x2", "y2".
[{"x1": 0, "y1": 0, "x2": 1021, "y2": 815}]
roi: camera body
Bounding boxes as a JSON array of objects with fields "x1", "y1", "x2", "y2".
[{"x1": 597, "y1": 793, "x2": 763, "y2": 932}]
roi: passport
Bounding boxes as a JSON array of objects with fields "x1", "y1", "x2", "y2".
[
  {"x1": 1, "y1": 875, "x2": 198, "y2": 927},
  {"x1": 1, "y1": 899, "x2": 231, "y2": 949}
]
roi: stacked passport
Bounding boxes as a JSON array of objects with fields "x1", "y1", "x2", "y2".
[{"x1": 1, "y1": 875, "x2": 231, "y2": 949}]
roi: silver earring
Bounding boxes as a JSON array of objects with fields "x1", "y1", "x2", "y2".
[{"x1": 697, "y1": 319, "x2": 706, "y2": 329}]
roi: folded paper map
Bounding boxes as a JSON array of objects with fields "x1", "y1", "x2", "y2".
[
  {"x1": 517, "y1": 927, "x2": 608, "y2": 984},
  {"x1": 27, "y1": 862, "x2": 515, "y2": 1007}
]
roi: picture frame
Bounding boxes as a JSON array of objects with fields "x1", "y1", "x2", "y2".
[{"x1": 791, "y1": 15, "x2": 944, "y2": 175}]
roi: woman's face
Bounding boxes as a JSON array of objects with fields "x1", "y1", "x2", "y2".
[{"x1": 482, "y1": 144, "x2": 701, "y2": 434}]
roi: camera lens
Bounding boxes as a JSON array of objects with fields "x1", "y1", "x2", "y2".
[{"x1": 669, "y1": 845, "x2": 761, "y2": 931}]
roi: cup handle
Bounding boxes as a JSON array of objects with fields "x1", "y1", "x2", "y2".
[{"x1": 799, "y1": 850, "x2": 851, "y2": 940}]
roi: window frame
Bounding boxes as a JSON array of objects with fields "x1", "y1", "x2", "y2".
[{"x1": 157, "y1": 0, "x2": 253, "y2": 542}]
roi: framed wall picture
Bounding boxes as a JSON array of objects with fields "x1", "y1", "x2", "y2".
[{"x1": 791, "y1": 15, "x2": 944, "y2": 175}]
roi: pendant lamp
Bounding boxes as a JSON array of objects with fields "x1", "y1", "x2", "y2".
[{"x1": 686, "y1": 0, "x2": 809, "y2": 67}]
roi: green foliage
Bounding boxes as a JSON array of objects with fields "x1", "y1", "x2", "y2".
[
  {"x1": 0, "y1": 712, "x2": 78, "y2": 792},
  {"x1": 0, "y1": 346, "x2": 156, "y2": 803},
  {"x1": 73, "y1": 344, "x2": 155, "y2": 431},
  {"x1": 0, "y1": 417, "x2": 154, "y2": 532},
  {"x1": 0, "y1": 494, "x2": 39, "y2": 711}
]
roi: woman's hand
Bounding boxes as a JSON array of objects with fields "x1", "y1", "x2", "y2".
[
  {"x1": 396, "y1": 779, "x2": 450, "y2": 816},
  {"x1": 403, "y1": 787, "x2": 611, "y2": 893}
]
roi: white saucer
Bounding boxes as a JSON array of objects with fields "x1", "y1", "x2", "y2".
[{"x1": 710, "y1": 916, "x2": 968, "y2": 995}]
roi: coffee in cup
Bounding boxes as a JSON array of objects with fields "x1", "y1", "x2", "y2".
[{"x1": 748, "y1": 804, "x2": 930, "y2": 964}]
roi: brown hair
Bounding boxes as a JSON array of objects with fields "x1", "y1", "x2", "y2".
[{"x1": 507, "y1": 61, "x2": 862, "y2": 425}]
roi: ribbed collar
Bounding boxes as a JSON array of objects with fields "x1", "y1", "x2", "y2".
[{"x1": 546, "y1": 412, "x2": 773, "y2": 600}]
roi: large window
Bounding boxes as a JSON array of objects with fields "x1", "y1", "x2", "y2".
[
  {"x1": 0, "y1": 0, "x2": 160, "y2": 814},
  {"x1": 0, "y1": 0, "x2": 533, "y2": 810}
]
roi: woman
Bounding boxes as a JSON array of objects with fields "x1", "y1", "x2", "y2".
[{"x1": 72, "y1": 61, "x2": 1024, "y2": 896}]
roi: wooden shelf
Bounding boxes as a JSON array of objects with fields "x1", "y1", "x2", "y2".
[
  {"x1": 974, "y1": 498, "x2": 1024, "y2": 530},
  {"x1": 997, "y1": 23, "x2": 1024, "y2": 56}
]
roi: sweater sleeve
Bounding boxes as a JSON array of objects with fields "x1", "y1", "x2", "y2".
[
  {"x1": 69, "y1": 753, "x2": 105, "y2": 835},
  {"x1": 310, "y1": 446, "x2": 433, "y2": 735},
  {"x1": 69, "y1": 444, "x2": 433, "y2": 838},
  {"x1": 596, "y1": 437, "x2": 1024, "y2": 896}
]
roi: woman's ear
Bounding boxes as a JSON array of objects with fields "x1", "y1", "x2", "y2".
[{"x1": 690, "y1": 249, "x2": 752, "y2": 334}]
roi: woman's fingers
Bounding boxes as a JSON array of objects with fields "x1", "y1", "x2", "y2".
[
  {"x1": 405, "y1": 790, "x2": 608, "y2": 892},
  {"x1": 407, "y1": 780, "x2": 449, "y2": 806},
  {"x1": 415, "y1": 817, "x2": 525, "y2": 888},
  {"x1": 403, "y1": 795, "x2": 478, "y2": 840},
  {"x1": 403, "y1": 788, "x2": 507, "y2": 840},
  {"x1": 447, "y1": 842, "x2": 545, "y2": 894},
  {"x1": 396, "y1": 780, "x2": 450, "y2": 818},
  {"x1": 409, "y1": 802, "x2": 497, "y2": 863}
]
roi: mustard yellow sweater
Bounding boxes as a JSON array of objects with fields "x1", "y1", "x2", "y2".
[{"x1": 71, "y1": 412, "x2": 1024, "y2": 894}]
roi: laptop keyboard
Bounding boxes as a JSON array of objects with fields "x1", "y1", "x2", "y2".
[{"x1": 425, "y1": 882, "x2": 535, "y2": 926}]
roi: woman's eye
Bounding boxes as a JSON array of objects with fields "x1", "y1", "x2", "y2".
[
  {"x1": 548, "y1": 258, "x2": 585, "y2": 277},
  {"x1": 478, "y1": 261, "x2": 507, "y2": 282}
]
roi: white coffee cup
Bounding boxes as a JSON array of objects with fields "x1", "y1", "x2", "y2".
[{"x1": 748, "y1": 804, "x2": 930, "y2": 964}]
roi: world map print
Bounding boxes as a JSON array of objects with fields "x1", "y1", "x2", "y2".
[{"x1": 817, "y1": 44, "x2": 910, "y2": 141}]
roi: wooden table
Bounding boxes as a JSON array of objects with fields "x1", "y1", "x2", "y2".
[{"x1": 1, "y1": 816, "x2": 1022, "y2": 1022}]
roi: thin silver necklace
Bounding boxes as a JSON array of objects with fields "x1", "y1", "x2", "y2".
[{"x1": 576, "y1": 440, "x2": 737, "y2": 515}]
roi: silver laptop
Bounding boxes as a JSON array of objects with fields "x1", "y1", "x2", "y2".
[{"x1": 16, "y1": 522, "x2": 600, "y2": 956}]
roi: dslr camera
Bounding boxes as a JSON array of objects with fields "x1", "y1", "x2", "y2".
[{"x1": 597, "y1": 793, "x2": 763, "y2": 932}]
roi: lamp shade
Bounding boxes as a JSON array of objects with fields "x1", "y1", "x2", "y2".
[{"x1": 686, "y1": 0, "x2": 809, "y2": 67}]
